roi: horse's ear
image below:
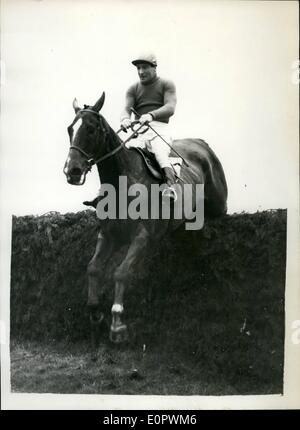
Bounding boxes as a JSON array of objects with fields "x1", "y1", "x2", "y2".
[
  {"x1": 72, "y1": 98, "x2": 81, "y2": 113},
  {"x1": 92, "y1": 92, "x2": 105, "y2": 112}
]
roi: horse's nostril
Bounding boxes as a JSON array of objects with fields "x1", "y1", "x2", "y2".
[{"x1": 70, "y1": 167, "x2": 82, "y2": 176}]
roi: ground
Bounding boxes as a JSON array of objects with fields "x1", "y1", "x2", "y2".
[{"x1": 10, "y1": 338, "x2": 282, "y2": 396}]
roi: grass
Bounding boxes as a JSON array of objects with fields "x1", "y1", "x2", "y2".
[{"x1": 10, "y1": 338, "x2": 281, "y2": 396}]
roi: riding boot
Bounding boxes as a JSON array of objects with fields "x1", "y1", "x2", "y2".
[
  {"x1": 83, "y1": 195, "x2": 100, "y2": 209},
  {"x1": 162, "y1": 167, "x2": 178, "y2": 201}
]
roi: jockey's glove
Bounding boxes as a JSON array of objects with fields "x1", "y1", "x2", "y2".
[
  {"x1": 121, "y1": 118, "x2": 132, "y2": 132},
  {"x1": 139, "y1": 113, "x2": 153, "y2": 125}
]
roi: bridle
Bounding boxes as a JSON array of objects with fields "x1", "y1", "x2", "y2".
[
  {"x1": 67, "y1": 108, "x2": 124, "y2": 171},
  {"x1": 67, "y1": 108, "x2": 149, "y2": 171}
]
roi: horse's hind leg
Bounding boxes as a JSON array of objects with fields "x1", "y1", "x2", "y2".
[
  {"x1": 110, "y1": 225, "x2": 151, "y2": 343},
  {"x1": 87, "y1": 231, "x2": 114, "y2": 355}
]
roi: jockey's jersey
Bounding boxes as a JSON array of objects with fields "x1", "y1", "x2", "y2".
[{"x1": 126, "y1": 77, "x2": 176, "y2": 123}]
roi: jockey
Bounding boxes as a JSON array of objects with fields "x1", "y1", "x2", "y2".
[
  {"x1": 120, "y1": 53, "x2": 178, "y2": 200},
  {"x1": 83, "y1": 53, "x2": 178, "y2": 208}
]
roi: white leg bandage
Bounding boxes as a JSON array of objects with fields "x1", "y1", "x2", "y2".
[{"x1": 111, "y1": 304, "x2": 124, "y2": 314}]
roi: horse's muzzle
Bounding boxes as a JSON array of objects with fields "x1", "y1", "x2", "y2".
[
  {"x1": 64, "y1": 166, "x2": 87, "y2": 185},
  {"x1": 66, "y1": 173, "x2": 86, "y2": 185}
]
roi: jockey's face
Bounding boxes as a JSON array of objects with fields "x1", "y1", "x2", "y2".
[{"x1": 136, "y1": 63, "x2": 157, "y2": 84}]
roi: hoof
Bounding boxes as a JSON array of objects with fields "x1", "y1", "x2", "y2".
[
  {"x1": 90, "y1": 312, "x2": 104, "y2": 326},
  {"x1": 83, "y1": 197, "x2": 98, "y2": 209},
  {"x1": 90, "y1": 312, "x2": 105, "y2": 351},
  {"x1": 109, "y1": 324, "x2": 128, "y2": 344}
]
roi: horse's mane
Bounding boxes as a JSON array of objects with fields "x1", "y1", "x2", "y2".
[{"x1": 99, "y1": 113, "x2": 124, "y2": 147}]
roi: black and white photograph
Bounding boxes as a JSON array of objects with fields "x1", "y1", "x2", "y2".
[{"x1": 0, "y1": 0, "x2": 299, "y2": 410}]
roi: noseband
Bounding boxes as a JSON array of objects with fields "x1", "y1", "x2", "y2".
[{"x1": 67, "y1": 108, "x2": 124, "y2": 171}]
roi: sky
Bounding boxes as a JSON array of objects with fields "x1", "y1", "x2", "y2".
[
  {"x1": 0, "y1": 0, "x2": 299, "y2": 216},
  {"x1": 1, "y1": 1, "x2": 300, "y2": 409}
]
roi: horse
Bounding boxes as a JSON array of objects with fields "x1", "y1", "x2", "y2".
[{"x1": 63, "y1": 92, "x2": 228, "y2": 347}]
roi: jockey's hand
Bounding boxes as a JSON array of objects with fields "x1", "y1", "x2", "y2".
[
  {"x1": 139, "y1": 113, "x2": 153, "y2": 125},
  {"x1": 120, "y1": 118, "x2": 132, "y2": 132}
]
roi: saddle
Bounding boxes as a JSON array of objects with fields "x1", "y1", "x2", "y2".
[
  {"x1": 130, "y1": 147, "x2": 163, "y2": 180},
  {"x1": 129, "y1": 147, "x2": 182, "y2": 181},
  {"x1": 83, "y1": 148, "x2": 182, "y2": 208}
]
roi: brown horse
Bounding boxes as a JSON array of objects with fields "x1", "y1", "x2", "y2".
[{"x1": 63, "y1": 92, "x2": 227, "y2": 346}]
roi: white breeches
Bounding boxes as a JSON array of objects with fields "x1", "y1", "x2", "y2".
[{"x1": 125, "y1": 121, "x2": 172, "y2": 169}]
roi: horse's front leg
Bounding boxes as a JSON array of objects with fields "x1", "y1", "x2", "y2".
[
  {"x1": 87, "y1": 230, "x2": 115, "y2": 351},
  {"x1": 110, "y1": 225, "x2": 150, "y2": 343}
]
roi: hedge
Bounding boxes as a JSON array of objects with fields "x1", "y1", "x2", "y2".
[{"x1": 10, "y1": 209, "x2": 286, "y2": 390}]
